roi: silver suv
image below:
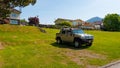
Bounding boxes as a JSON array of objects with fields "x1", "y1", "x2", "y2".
[{"x1": 56, "y1": 28, "x2": 94, "y2": 47}]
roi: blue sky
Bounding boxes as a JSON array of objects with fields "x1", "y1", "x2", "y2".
[{"x1": 19, "y1": 0, "x2": 120, "y2": 24}]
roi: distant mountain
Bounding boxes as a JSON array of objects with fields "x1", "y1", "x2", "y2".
[{"x1": 86, "y1": 17, "x2": 103, "y2": 23}]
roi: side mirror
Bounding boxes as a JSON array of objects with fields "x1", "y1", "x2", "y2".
[{"x1": 70, "y1": 33, "x2": 74, "y2": 36}]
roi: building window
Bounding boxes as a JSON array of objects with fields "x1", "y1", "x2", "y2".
[
  {"x1": 11, "y1": 13, "x2": 18, "y2": 18},
  {"x1": 73, "y1": 22, "x2": 77, "y2": 26},
  {"x1": 10, "y1": 20, "x2": 18, "y2": 24}
]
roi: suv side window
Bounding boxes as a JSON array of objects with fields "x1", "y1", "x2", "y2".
[{"x1": 61, "y1": 30, "x2": 65, "y2": 34}]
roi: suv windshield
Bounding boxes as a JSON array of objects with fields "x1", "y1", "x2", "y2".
[{"x1": 72, "y1": 30, "x2": 84, "y2": 34}]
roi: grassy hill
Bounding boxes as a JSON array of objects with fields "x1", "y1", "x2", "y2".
[{"x1": 0, "y1": 25, "x2": 120, "y2": 68}]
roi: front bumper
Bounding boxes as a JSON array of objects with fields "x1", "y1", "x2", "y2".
[{"x1": 81, "y1": 39, "x2": 93, "y2": 44}]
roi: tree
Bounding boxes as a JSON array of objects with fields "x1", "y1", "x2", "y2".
[
  {"x1": 0, "y1": 0, "x2": 37, "y2": 18},
  {"x1": 28, "y1": 16, "x2": 39, "y2": 26},
  {"x1": 20, "y1": 19, "x2": 28, "y2": 25},
  {"x1": 55, "y1": 18, "x2": 68, "y2": 25},
  {"x1": 103, "y1": 14, "x2": 120, "y2": 31},
  {"x1": 57, "y1": 21, "x2": 72, "y2": 27}
]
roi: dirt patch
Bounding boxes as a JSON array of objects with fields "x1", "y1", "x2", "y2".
[
  {"x1": 0, "y1": 61, "x2": 4, "y2": 68},
  {"x1": 60, "y1": 49, "x2": 106, "y2": 67},
  {"x1": 0, "y1": 42, "x2": 4, "y2": 49},
  {"x1": 86, "y1": 65, "x2": 99, "y2": 68},
  {"x1": 77, "y1": 50, "x2": 106, "y2": 59},
  {"x1": 12, "y1": 36, "x2": 17, "y2": 39},
  {"x1": 39, "y1": 28, "x2": 46, "y2": 33}
]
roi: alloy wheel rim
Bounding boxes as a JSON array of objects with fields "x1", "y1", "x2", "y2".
[
  {"x1": 75, "y1": 41, "x2": 79, "y2": 47},
  {"x1": 57, "y1": 39, "x2": 60, "y2": 43}
]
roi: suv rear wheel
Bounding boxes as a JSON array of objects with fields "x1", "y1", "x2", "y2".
[{"x1": 56, "y1": 38, "x2": 62, "y2": 44}]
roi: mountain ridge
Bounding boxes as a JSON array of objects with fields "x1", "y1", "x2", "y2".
[{"x1": 86, "y1": 17, "x2": 103, "y2": 23}]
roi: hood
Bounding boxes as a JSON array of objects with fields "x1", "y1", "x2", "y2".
[{"x1": 75, "y1": 33, "x2": 94, "y2": 39}]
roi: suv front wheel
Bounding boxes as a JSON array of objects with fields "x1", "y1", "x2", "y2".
[
  {"x1": 74, "y1": 40, "x2": 81, "y2": 48},
  {"x1": 86, "y1": 43, "x2": 92, "y2": 46}
]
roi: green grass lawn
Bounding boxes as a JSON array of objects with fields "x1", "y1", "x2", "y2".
[{"x1": 0, "y1": 25, "x2": 120, "y2": 68}]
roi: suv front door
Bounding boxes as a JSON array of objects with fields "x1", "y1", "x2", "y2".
[{"x1": 65, "y1": 30, "x2": 74, "y2": 42}]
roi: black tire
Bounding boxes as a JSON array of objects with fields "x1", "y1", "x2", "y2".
[
  {"x1": 56, "y1": 38, "x2": 62, "y2": 44},
  {"x1": 86, "y1": 43, "x2": 92, "y2": 46},
  {"x1": 74, "y1": 40, "x2": 81, "y2": 48}
]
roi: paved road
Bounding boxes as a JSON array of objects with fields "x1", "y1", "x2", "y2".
[
  {"x1": 100, "y1": 60, "x2": 120, "y2": 68},
  {"x1": 108, "y1": 63, "x2": 120, "y2": 68}
]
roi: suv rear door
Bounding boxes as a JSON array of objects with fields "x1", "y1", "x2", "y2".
[{"x1": 65, "y1": 30, "x2": 74, "y2": 42}]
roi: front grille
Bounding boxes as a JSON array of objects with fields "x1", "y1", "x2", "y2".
[{"x1": 85, "y1": 36, "x2": 93, "y2": 39}]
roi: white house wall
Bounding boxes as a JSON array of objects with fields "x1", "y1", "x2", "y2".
[
  {"x1": 10, "y1": 12, "x2": 20, "y2": 24},
  {"x1": 10, "y1": 12, "x2": 20, "y2": 20}
]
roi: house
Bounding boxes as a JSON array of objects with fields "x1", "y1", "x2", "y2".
[
  {"x1": 54, "y1": 18, "x2": 84, "y2": 26},
  {"x1": 72, "y1": 19, "x2": 84, "y2": 26},
  {"x1": 9, "y1": 9, "x2": 21, "y2": 24},
  {"x1": 0, "y1": 18, "x2": 9, "y2": 24},
  {"x1": 55, "y1": 18, "x2": 103, "y2": 30},
  {"x1": 81, "y1": 22, "x2": 94, "y2": 30},
  {"x1": 92, "y1": 21, "x2": 103, "y2": 29},
  {"x1": 0, "y1": 9, "x2": 21, "y2": 24}
]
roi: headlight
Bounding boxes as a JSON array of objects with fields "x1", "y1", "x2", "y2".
[{"x1": 81, "y1": 36, "x2": 85, "y2": 39}]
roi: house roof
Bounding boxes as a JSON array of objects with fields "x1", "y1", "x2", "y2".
[
  {"x1": 72, "y1": 19, "x2": 84, "y2": 23},
  {"x1": 11, "y1": 9, "x2": 21, "y2": 14},
  {"x1": 82, "y1": 22, "x2": 93, "y2": 27},
  {"x1": 93, "y1": 21, "x2": 103, "y2": 25}
]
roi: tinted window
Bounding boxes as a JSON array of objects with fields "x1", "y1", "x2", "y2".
[{"x1": 72, "y1": 30, "x2": 84, "y2": 34}]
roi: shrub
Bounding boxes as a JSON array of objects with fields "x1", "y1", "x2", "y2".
[{"x1": 103, "y1": 14, "x2": 120, "y2": 31}]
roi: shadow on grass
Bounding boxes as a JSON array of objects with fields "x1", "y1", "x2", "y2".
[{"x1": 51, "y1": 42, "x2": 90, "y2": 50}]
